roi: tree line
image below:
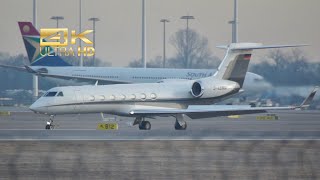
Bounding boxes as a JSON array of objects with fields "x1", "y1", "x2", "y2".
[{"x1": 0, "y1": 28, "x2": 319, "y2": 92}]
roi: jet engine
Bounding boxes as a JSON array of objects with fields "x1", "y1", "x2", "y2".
[{"x1": 190, "y1": 81, "x2": 204, "y2": 98}]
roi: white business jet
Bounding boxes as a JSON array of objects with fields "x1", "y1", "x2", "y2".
[{"x1": 30, "y1": 43, "x2": 316, "y2": 130}]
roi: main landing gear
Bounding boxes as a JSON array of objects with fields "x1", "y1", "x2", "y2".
[
  {"x1": 174, "y1": 114, "x2": 187, "y2": 130},
  {"x1": 132, "y1": 114, "x2": 188, "y2": 130},
  {"x1": 133, "y1": 117, "x2": 151, "y2": 130},
  {"x1": 45, "y1": 115, "x2": 55, "y2": 130}
]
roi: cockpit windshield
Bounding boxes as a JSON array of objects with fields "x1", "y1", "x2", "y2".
[
  {"x1": 44, "y1": 92, "x2": 58, "y2": 97},
  {"x1": 57, "y1": 92, "x2": 64, "y2": 97}
]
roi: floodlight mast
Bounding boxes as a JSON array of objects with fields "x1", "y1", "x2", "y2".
[
  {"x1": 160, "y1": 19, "x2": 169, "y2": 68},
  {"x1": 89, "y1": 17, "x2": 100, "y2": 66},
  {"x1": 50, "y1": 16, "x2": 64, "y2": 28},
  {"x1": 180, "y1": 15, "x2": 195, "y2": 68},
  {"x1": 79, "y1": 0, "x2": 83, "y2": 66},
  {"x1": 142, "y1": 0, "x2": 147, "y2": 68},
  {"x1": 33, "y1": 0, "x2": 38, "y2": 100},
  {"x1": 229, "y1": 0, "x2": 238, "y2": 43}
]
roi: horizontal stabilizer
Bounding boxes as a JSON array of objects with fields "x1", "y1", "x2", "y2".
[{"x1": 216, "y1": 43, "x2": 309, "y2": 50}]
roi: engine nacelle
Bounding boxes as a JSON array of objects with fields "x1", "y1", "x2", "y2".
[
  {"x1": 190, "y1": 81, "x2": 204, "y2": 98},
  {"x1": 190, "y1": 79, "x2": 240, "y2": 99}
]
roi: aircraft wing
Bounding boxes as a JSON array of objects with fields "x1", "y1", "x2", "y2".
[
  {"x1": 129, "y1": 87, "x2": 318, "y2": 119},
  {"x1": 0, "y1": 64, "x2": 27, "y2": 72},
  {"x1": 0, "y1": 64, "x2": 131, "y2": 84},
  {"x1": 24, "y1": 66, "x2": 130, "y2": 84},
  {"x1": 34, "y1": 72, "x2": 131, "y2": 84}
]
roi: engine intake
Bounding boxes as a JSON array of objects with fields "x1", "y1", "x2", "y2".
[{"x1": 190, "y1": 81, "x2": 204, "y2": 98}]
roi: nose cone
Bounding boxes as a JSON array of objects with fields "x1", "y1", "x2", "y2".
[{"x1": 29, "y1": 101, "x2": 47, "y2": 114}]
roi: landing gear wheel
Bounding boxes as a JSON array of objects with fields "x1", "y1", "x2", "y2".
[
  {"x1": 139, "y1": 121, "x2": 151, "y2": 130},
  {"x1": 45, "y1": 116, "x2": 55, "y2": 130},
  {"x1": 175, "y1": 120, "x2": 187, "y2": 130}
]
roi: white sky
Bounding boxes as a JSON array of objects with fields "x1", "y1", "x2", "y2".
[{"x1": 0, "y1": 0, "x2": 319, "y2": 66}]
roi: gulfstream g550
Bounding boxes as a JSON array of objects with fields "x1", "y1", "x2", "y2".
[{"x1": 30, "y1": 43, "x2": 316, "y2": 130}]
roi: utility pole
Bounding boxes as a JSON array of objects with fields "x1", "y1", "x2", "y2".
[
  {"x1": 50, "y1": 16, "x2": 64, "y2": 56},
  {"x1": 89, "y1": 17, "x2": 100, "y2": 66},
  {"x1": 32, "y1": 0, "x2": 38, "y2": 100},
  {"x1": 160, "y1": 19, "x2": 169, "y2": 68},
  {"x1": 142, "y1": 0, "x2": 147, "y2": 68},
  {"x1": 229, "y1": 0, "x2": 238, "y2": 43},
  {"x1": 180, "y1": 15, "x2": 194, "y2": 68},
  {"x1": 50, "y1": 16, "x2": 64, "y2": 28},
  {"x1": 79, "y1": 0, "x2": 83, "y2": 66}
]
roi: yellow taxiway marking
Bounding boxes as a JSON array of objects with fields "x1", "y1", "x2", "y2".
[{"x1": 228, "y1": 115, "x2": 240, "y2": 119}]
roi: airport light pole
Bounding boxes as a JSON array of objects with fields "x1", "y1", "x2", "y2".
[
  {"x1": 50, "y1": 16, "x2": 64, "y2": 56},
  {"x1": 50, "y1": 16, "x2": 64, "y2": 28},
  {"x1": 79, "y1": 0, "x2": 83, "y2": 66},
  {"x1": 228, "y1": 0, "x2": 238, "y2": 43},
  {"x1": 160, "y1": 19, "x2": 169, "y2": 68},
  {"x1": 32, "y1": 0, "x2": 38, "y2": 100},
  {"x1": 180, "y1": 15, "x2": 194, "y2": 68},
  {"x1": 142, "y1": 0, "x2": 147, "y2": 68},
  {"x1": 89, "y1": 17, "x2": 100, "y2": 66}
]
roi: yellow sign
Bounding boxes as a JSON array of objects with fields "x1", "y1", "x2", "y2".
[
  {"x1": 97, "y1": 123, "x2": 119, "y2": 130},
  {"x1": 40, "y1": 28, "x2": 95, "y2": 57},
  {"x1": 0, "y1": 111, "x2": 10, "y2": 116},
  {"x1": 256, "y1": 115, "x2": 279, "y2": 120},
  {"x1": 228, "y1": 115, "x2": 240, "y2": 119}
]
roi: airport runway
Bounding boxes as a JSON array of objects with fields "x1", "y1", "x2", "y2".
[
  {"x1": 0, "y1": 110, "x2": 319, "y2": 140},
  {"x1": 0, "y1": 110, "x2": 319, "y2": 179}
]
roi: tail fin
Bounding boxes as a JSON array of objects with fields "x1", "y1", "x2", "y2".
[
  {"x1": 298, "y1": 86, "x2": 318, "y2": 109},
  {"x1": 214, "y1": 43, "x2": 308, "y2": 88},
  {"x1": 18, "y1": 22, "x2": 71, "y2": 66}
]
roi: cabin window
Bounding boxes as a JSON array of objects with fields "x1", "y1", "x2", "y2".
[
  {"x1": 140, "y1": 93, "x2": 147, "y2": 100},
  {"x1": 110, "y1": 95, "x2": 116, "y2": 100},
  {"x1": 130, "y1": 94, "x2": 136, "y2": 100},
  {"x1": 99, "y1": 95, "x2": 105, "y2": 101},
  {"x1": 45, "y1": 92, "x2": 57, "y2": 97},
  {"x1": 57, "y1": 92, "x2": 64, "y2": 97},
  {"x1": 120, "y1": 94, "x2": 126, "y2": 100},
  {"x1": 150, "y1": 93, "x2": 157, "y2": 100},
  {"x1": 88, "y1": 96, "x2": 95, "y2": 101}
]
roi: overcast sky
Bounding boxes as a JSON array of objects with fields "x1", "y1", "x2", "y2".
[{"x1": 1, "y1": 0, "x2": 319, "y2": 66}]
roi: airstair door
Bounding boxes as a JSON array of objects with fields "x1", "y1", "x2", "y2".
[{"x1": 73, "y1": 90, "x2": 83, "y2": 112}]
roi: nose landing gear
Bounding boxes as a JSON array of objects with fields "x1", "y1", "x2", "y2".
[{"x1": 45, "y1": 115, "x2": 55, "y2": 130}]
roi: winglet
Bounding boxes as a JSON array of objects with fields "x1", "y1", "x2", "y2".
[{"x1": 298, "y1": 86, "x2": 318, "y2": 109}]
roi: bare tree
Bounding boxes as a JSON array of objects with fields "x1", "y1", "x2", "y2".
[{"x1": 169, "y1": 29, "x2": 219, "y2": 68}]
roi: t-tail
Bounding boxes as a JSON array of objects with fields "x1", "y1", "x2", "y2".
[
  {"x1": 18, "y1": 22, "x2": 71, "y2": 66},
  {"x1": 214, "y1": 43, "x2": 308, "y2": 88}
]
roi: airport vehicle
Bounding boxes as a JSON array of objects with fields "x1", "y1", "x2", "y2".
[
  {"x1": 29, "y1": 43, "x2": 315, "y2": 130},
  {"x1": 0, "y1": 22, "x2": 271, "y2": 93}
]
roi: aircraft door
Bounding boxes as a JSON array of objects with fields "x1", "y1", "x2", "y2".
[{"x1": 73, "y1": 90, "x2": 83, "y2": 112}]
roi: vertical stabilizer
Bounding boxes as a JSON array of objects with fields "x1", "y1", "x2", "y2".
[
  {"x1": 214, "y1": 43, "x2": 308, "y2": 88},
  {"x1": 18, "y1": 22, "x2": 71, "y2": 66}
]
